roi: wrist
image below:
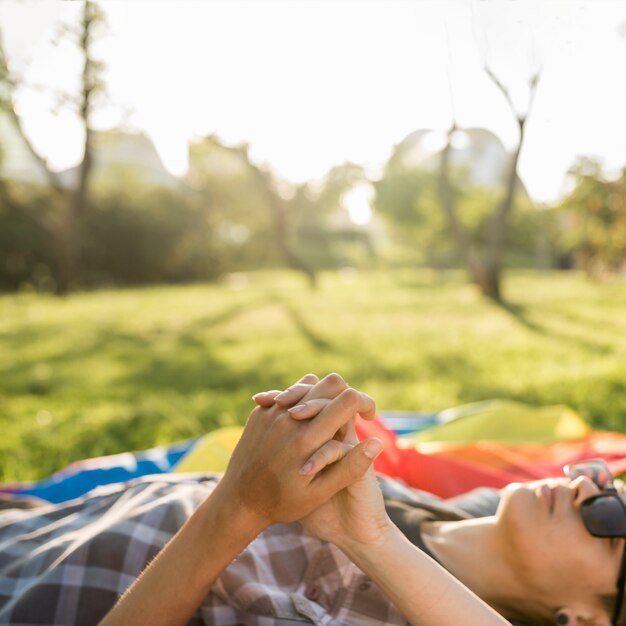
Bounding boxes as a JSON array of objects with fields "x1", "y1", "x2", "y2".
[
  {"x1": 332, "y1": 517, "x2": 397, "y2": 555},
  {"x1": 200, "y1": 480, "x2": 271, "y2": 544},
  {"x1": 185, "y1": 482, "x2": 271, "y2": 589}
]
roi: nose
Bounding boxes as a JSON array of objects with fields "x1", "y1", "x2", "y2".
[{"x1": 570, "y1": 475, "x2": 601, "y2": 508}]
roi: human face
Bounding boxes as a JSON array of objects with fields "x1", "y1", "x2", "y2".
[
  {"x1": 495, "y1": 475, "x2": 624, "y2": 621},
  {"x1": 565, "y1": 460, "x2": 626, "y2": 626}
]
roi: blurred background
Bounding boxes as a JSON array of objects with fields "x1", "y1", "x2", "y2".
[{"x1": 1, "y1": 0, "x2": 625, "y2": 483}]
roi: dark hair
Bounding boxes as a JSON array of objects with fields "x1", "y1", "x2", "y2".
[{"x1": 599, "y1": 592, "x2": 626, "y2": 626}]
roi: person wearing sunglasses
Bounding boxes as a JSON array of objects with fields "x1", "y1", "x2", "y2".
[
  {"x1": 2, "y1": 373, "x2": 625, "y2": 626},
  {"x1": 562, "y1": 459, "x2": 626, "y2": 626},
  {"x1": 253, "y1": 379, "x2": 626, "y2": 626},
  {"x1": 0, "y1": 373, "x2": 510, "y2": 626}
]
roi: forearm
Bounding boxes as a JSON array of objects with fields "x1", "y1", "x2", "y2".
[
  {"x1": 99, "y1": 483, "x2": 264, "y2": 626},
  {"x1": 336, "y1": 525, "x2": 508, "y2": 626}
]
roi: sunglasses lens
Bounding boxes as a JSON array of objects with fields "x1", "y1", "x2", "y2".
[{"x1": 582, "y1": 495, "x2": 626, "y2": 537}]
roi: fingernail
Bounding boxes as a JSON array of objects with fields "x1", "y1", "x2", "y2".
[
  {"x1": 252, "y1": 393, "x2": 266, "y2": 400},
  {"x1": 274, "y1": 391, "x2": 289, "y2": 401},
  {"x1": 299, "y1": 461, "x2": 314, "y2": 475},
  {"x1": 288, "y1": 404, "x2": 306, "y2": 414},
  {"x1": 363, "y1": 439, "x2": 383, "y2": 460}
]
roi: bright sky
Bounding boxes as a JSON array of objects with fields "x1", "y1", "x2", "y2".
[{"x1": 1, "y1": 0, "x2": 625, "y2": 209}]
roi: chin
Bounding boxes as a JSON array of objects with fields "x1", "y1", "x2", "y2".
[{"x1": 496, "y1": 482, "x2": 536, "y2": 522}]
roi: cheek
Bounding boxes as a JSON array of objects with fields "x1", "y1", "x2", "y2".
[
  {"x1": 498, "y1": 494, "x2": 576, "y2": 579},
  {"x1": 515, "y1": 524, "x2": 608, "y2": 594}
]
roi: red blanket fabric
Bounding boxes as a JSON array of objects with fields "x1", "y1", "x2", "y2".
[{"x1": 355, "y1": 417, "x2": 626, "y2": 498}]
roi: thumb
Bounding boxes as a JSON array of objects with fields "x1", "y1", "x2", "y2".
[
  {"x1": 314, "y1": 437, "x2": 383, "y2": 497},
  {"x1": 361, "y1": 437, "x2": 384, "y2": 461}
]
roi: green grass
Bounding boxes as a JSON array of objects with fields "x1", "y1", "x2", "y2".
[{"x1": 1, "y1": 268, "x2": 626, "y2": 483}]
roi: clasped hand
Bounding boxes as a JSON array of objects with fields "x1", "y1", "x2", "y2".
[{"x1": 218, "y1": 373, "x2": 391, "y2": 547}]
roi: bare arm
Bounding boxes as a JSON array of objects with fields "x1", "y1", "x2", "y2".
[
  {"x1": 337, "y1": 526, "x2": 508, "y2": 626},
  {"x1": 100, "y1": 374, "x2": 379, "y2": 626},
  {"x1": 258, "y1": 382, "x2": 510, "y2": 626},
  {"x1": 98, "y1": 482, "x2": 264, "y2": 626}
]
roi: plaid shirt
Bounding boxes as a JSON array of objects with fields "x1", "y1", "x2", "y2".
[{"x1": 0, "y1": 474, "x2": 408, "y2": 626}]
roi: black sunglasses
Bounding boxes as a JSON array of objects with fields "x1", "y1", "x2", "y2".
[{"x1": 564, "y1": 459, "x2": 626, "y2": 626}]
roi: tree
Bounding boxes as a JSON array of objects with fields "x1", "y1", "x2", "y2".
[
  {"x1": 438, "y1": 68, "x2": 540, "y2": 302},
  {"x1": 0, "y1": 1, "x2": 106, "y2": 295},
  {"x1": 56, "y1": 0, "x2": 106, "y2": 294},
  {"x1": 287, "y1": 162, "x2": 374, "y2": 271},
  {"x1": 373, "y1": 126, "x2": 544, "y2": 273},
  {"x1": 0, "y1": 32, "x2": 67, "y2": 289},
  {"x1": 188, "y1": 136, "x2": 319, "y2": 287},
  {"x1": 558, "y1": 159, "x2": 626, "y2": 279}
]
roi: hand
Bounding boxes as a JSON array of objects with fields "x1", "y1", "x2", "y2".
[
  {"x1": 253, "y1": 374, "x2": 392, "y2": 547},
  {"x1": 300, "y1": 412, "x2": 391, "y2": 548},
  {"x1": 216, "y1": 374, "x2": 380, "y2": 533}
]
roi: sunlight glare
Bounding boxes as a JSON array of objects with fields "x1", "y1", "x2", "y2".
[{"x1": 343, "y1": 183, "x2": 374, "y2": 225}]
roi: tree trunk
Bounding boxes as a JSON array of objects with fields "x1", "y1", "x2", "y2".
[
  {"x1": 54, "y1": 215, "x2": 75, "y2": 295},
  {"x1": 481, "y1": 119, "x2": 526, "y2": 302},
  {"x1": 235, "y1": 145, "x2": 318, "y2": 289},
  {"x1": 56, "y1": 1, "x2": 99, "y2": 294},
  {"x1": 272, "y1": 198, "x2": 317, "y2": 289},
  {"x1": 438, "y1": 127, "x2": 486, "y2": 289}
]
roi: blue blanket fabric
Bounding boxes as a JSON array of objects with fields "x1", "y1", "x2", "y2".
[
  {"x1": 0, "y1": 413, "x2": 436, "y2": 505},
  {"x1": 0, "y1": 438, "x2": 198, "y2": 504}
]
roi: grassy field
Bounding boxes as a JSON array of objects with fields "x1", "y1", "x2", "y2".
[{"x1": 1, "y1": 268, "x2": 626, "y2": 483}]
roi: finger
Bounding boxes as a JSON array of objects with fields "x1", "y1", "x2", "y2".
[
  {"x1": 280, "y1": 372, "x2": 348, "y2": 406},
  {"x1": 273, "y1": 383, "x2": 315, "y2": 406},
  {"x1": 299, "y1": 439, "x2": 354, "y2": 475},
  {"x1": 254, "y1": 374, "x2": 319, "y2": 407},
  {"x1": 252, "y1": 390, "x2": 283, "y2": 406},
  {"x1": 312, "y1": 438, "x2": 384, "y2": 496},
  {"x1": 307, "y1": 388, "x2": 376, "y2": 445},
  {"x1": 272, "y1": 373, "x2": 320, "y2": 406},
  {"x1": 333, "y1": 415, "x2": 359, "y2": 445},
  {"x1": 287, "y1": 398, "x2": 331, "y2": 420},
  {"x1": 297, "y1": 373, "x2": 320, "y2": 385}
]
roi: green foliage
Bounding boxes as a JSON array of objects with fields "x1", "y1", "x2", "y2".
[
  {"x1": 0, "y1": 186, "x2": 60, "y2": 291},
  {"x1": 558, "y1": 158, "x2": 626, "y2": 277},
  {"x1": 287, "y1": 163, "x2": 374, "y2": 269},
  {"x1": 1, "y1": 269, "x2": 626, "y2": 483},
  {"x1": 373, "y1": 139, "x2": 552, "y2": 269},
  {"x1": 186, "y1": 137, "x2": 276, "y2": 272},
  {"x1": 80, "y1": 184, "x2": 221, "y2": 285},
  {"x1": 0, "y1": 137, "x2": 376, "y2": 292}
]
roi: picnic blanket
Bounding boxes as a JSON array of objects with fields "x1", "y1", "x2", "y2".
[
  {"x1": 0, "y1": 439, "x2": 197, "y2": 504},
  {"x1": 3, "y1": 400, "x2": 626, "y2": 503}
]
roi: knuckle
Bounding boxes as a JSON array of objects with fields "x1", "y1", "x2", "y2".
[
  {"x1": 327, "y1": 440, "x2": 343, "y2": 458},
  {"x1": 249, "y1": 405, "x2": 269, "y2": 423},
  {"x1": 316, "y1": 447, "x2": 332, "y2": 466},
  {"x1": 321, "y1": 441, "x2": 339, "y2": 460},
  {"x1": 363, "y1": 395, "x2": 376, "y2": 413},
  {"x1": 315, "y1": 441, "x2": 341, "y2": 467},
  {"x1": 340, "y1": 388, "x2": 360, "y2": 409},
  {"x1": 323, "y1": 373, "x2": 347, "y2": 392}
]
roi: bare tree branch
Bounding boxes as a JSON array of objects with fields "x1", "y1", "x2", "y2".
[
  {"x1": 0, "y1": 39, "x2": 64, "y2": 195},
  {"x1": 484, "y1": 68, "x2": 541, "y2": 296},
  {"x1": 484, "y1": 66, "x2": 519, "y2": 118}
]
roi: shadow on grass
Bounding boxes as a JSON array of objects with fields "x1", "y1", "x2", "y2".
[
  {"x1": 391, "y1": 270, "x2": 465, "y2": 291},
  {"x1": 0, "y1": 297, "x2": 269, "y2": 397},
  {"x1": 496, "y1": 300, "x2": 614, "y2": 356},
  {"x1": 281, "y1": 303, "x2": 334, "y2": 351}
]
